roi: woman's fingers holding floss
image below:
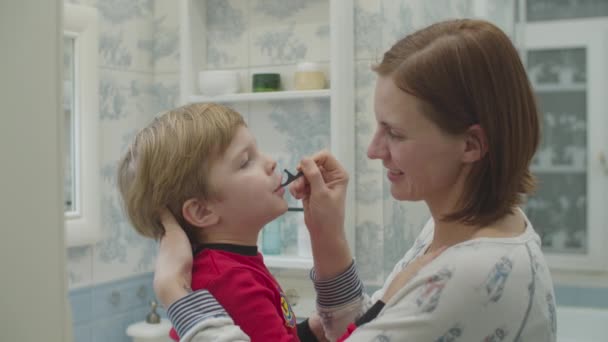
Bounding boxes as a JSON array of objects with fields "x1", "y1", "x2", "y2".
[{"x1": 299, "y1": 156, "x2": 328, "y2": 193}]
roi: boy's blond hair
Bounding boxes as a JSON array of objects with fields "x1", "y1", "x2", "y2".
[{"x1": 117, "y1": 103, "x2": 245, "y2": 242}]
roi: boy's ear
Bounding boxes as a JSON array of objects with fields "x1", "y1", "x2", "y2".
[
  {"x1": 461, "y1": 124, "x2": 488, "y2": 163},
  {"x1": 182, "y1": 198, "x2": 219, "y2": 228}
]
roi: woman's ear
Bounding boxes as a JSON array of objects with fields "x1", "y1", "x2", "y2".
[
  {"x1": 182, "y1": 198, "x2": 219, "y2": 228},
  {"x1": 462, "y1": 124, "x2": 488, "y2": 163}
]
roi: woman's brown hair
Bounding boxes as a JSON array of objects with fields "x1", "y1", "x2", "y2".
[{"x1": 374, "y1": 19, "x2": 540, "y2": 227}]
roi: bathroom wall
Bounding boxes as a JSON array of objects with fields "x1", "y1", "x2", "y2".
[
  {"x1": 65, "y1": 0, "x2": 180, "y2": 289},
  {"x1": 199, "y1": 0, "x2": 608, "y2": 306},
  {"x1": 64, "y1": 0, "x2": 179, "y2": 339}
]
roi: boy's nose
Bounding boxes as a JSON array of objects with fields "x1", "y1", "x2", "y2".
[{"x1": 266, "y1": 155, "x2": 277, "y2": 174}]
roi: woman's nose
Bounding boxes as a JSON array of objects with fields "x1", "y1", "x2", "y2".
[{"x1": 367, "y1": 131, "x2": 387, "y2": 160}]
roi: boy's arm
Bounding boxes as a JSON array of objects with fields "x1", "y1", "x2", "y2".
[
  {"x1": 169, "y1": 290, "x2": 323, "y2": 342},
  {"x1": 167, "y1": 290, "x2": 250, "y2": 342}
]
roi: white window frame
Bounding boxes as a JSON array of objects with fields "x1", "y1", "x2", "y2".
[{"x1": 64, "y1": 4, "x2": 100, "y2": 247}]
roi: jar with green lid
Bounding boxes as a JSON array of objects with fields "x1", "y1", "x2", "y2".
[{"x1": 252, "y1": 73, "x2": 281, "y2": 92}]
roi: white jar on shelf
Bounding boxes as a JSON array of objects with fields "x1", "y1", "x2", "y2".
[{"x1": 294, "y1": 62, "x2": 326, "y2": 90}]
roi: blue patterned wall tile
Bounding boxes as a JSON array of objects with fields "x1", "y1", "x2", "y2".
[
  {"x1": 482, "y1": 0, "x2": 516, "y2": 38},
  {"x1": 381, "y1": 199, "x2": 429, "y2": 276},
  {"x1": 355, "y1": 114, "x2": 382, "y2": 206},
  {"x1": 69, "y1": 274, "x2": 164, "y2": 342},
  {"x1": 354, "y1": 61, "x2": 382, "y2": 206},
  {"x1": 70, "y1": 287, "x2": 94, "y2": 324},
  {"x1": 100, "y1": 71, "x2": 152, "y2": 156},
  {"x1": 250, "y1": 99, "x2": 330, "y2": 160},
  {"x1": 97, "y1": 0, "x2": 155, "y2": 72},
  {"x1": 96, "y1": 70, "x2": 161, "y2": 284},
  {"x1": 93, "y1": 189, "x2": 157, "y2": 283},
  {"x1": 65, "y1": 0, "x2": 174, "y2": 291},
  {"x1": 67, "y1": 246, "x2": 94, "y2": 288},
  {"x1": 380, "y1": 0, "x2": 471, "y2": 54},
  {"x1": 355, "y1": 0, "x2": 383, "y2": 60},
  {"x1": 133, "y1": 74, "x2": 179, "y2": 118},
  {"x1": 250, "y1": 0, "x2": 328, "y2": 66},
  {"x1": 100, "y1": 70, "x2": 144, "y2": 122},
  {"x1": 99, "y1": 74, "x2": 128, "y2": 120},
  {"x1": 252, "y1": 0, "x2": 325, "y2": 20},
  {"x1": 92, "y1": 275, "x2": 155, "y2": 319},
  {"x1": 355, "y1": 220, "x2": 385, "y2": 285},
  {"x1": 73, "y1": 324, "x2": 92, "y2": 342},
  {"x1": 380, "y1": 0, "x2": 416, "y2": 53},
  {"x1": 354, "y1": 61, "x2": 375, "y2": 120},
  {"x1": 152, "y1": 0, "x2": 180, "y2": 72},
  {"x1": 418, "y1": 0, "x2": 472, "y2": 26},
  {"x1": 99, "y1": 30, "x2": 134, "y2": 69},
  {"x1": 139, "y1": 16, "x2": 179, "y2": 70},
  {"x1": 250, "y1": 24, "x2": 310, "y2": 66},
  {"x1": 66, "y1": 0, "x2": 97, "y2": 5},
  {"x1": 205, "y1": 0, "x2": 249, "y2": 69},
  {"x1": 95, "y1": 0, "x2": 153, "y2": 25}
]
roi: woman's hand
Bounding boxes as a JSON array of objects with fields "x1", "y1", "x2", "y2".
[
  {"x1": 153, "y1": 209, "x2": 194, "y2": 309},
  {"x1": 381, "y1": 246, "x2": 446, "y2": 304},
  {"x1": 289, "y1": 150, "x2": 349, "y2": 239},
  {"x1": 289, "y1": 150, "x2": 352, "y2": 279}
]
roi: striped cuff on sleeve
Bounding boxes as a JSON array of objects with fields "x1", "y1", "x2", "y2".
[
  {"x1": 166, "y1": 290, "x2": 230, "y2": 338},
  {"x1": 310, "y1": 260, "x2": 364, "y2": 308}
]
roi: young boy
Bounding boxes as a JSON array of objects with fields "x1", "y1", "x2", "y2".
[{"x1": 117, "y1": 103, "x2": 304, "y2": 341}]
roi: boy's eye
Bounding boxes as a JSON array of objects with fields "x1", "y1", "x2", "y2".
[{"x1": 240, "y1": 158, "x2": 249, "y2": 168}]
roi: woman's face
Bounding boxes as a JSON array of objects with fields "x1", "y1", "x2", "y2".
[{"x1": 368, "y1": 76, "x2": 467, "y2": 203}]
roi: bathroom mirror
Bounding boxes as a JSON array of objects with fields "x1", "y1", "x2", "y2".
[{"x1": 63, "y1": 3, "x2": 100, "y2": 246}]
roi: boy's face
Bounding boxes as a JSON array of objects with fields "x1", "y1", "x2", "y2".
[{"x1": 207, "y1": 125, "x2": 288, "y2": 233}]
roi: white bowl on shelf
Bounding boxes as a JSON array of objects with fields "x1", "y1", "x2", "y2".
[{"x1": 198, "y1": 70, "x2": 240, "y2": 97}]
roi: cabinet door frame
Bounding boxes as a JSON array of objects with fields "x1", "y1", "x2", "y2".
[{"x1": 524, "y1": 18, "x2": 608, "y2": 271}]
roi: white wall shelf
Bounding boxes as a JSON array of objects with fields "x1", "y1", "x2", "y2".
[
  {"x1": 264, "y1": 255, "x2": 313, "y2": 270},
  {"x1": 531, "y1": 165, "x2": 586, "y2": 173},
  {"x1": 189, "y1": 89, "x2": 330, "y2": 104},
  {"x1": 532, "y1": 83, "x2": 586, "y2": 92}
]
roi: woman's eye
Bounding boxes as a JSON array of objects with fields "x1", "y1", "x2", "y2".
[
  {"x1": 240, "y1": 158, "x2": 250, "y2": 168},
  {"x1": 387, "y1": 130, "x2": 403, "y2": 139}
]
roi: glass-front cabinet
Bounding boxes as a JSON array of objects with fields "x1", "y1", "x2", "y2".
[{"x1": 522, "y1": 18, "x2": 608, "y2": 270}]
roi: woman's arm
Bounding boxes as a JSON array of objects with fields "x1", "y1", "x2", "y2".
[{"x1": 289, "y1": 151, "x2": 352, "y2": 280}]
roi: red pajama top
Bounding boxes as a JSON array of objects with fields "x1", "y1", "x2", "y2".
[{"x1": 169, "y1": 244, "x2": 299, "y2": 342}]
